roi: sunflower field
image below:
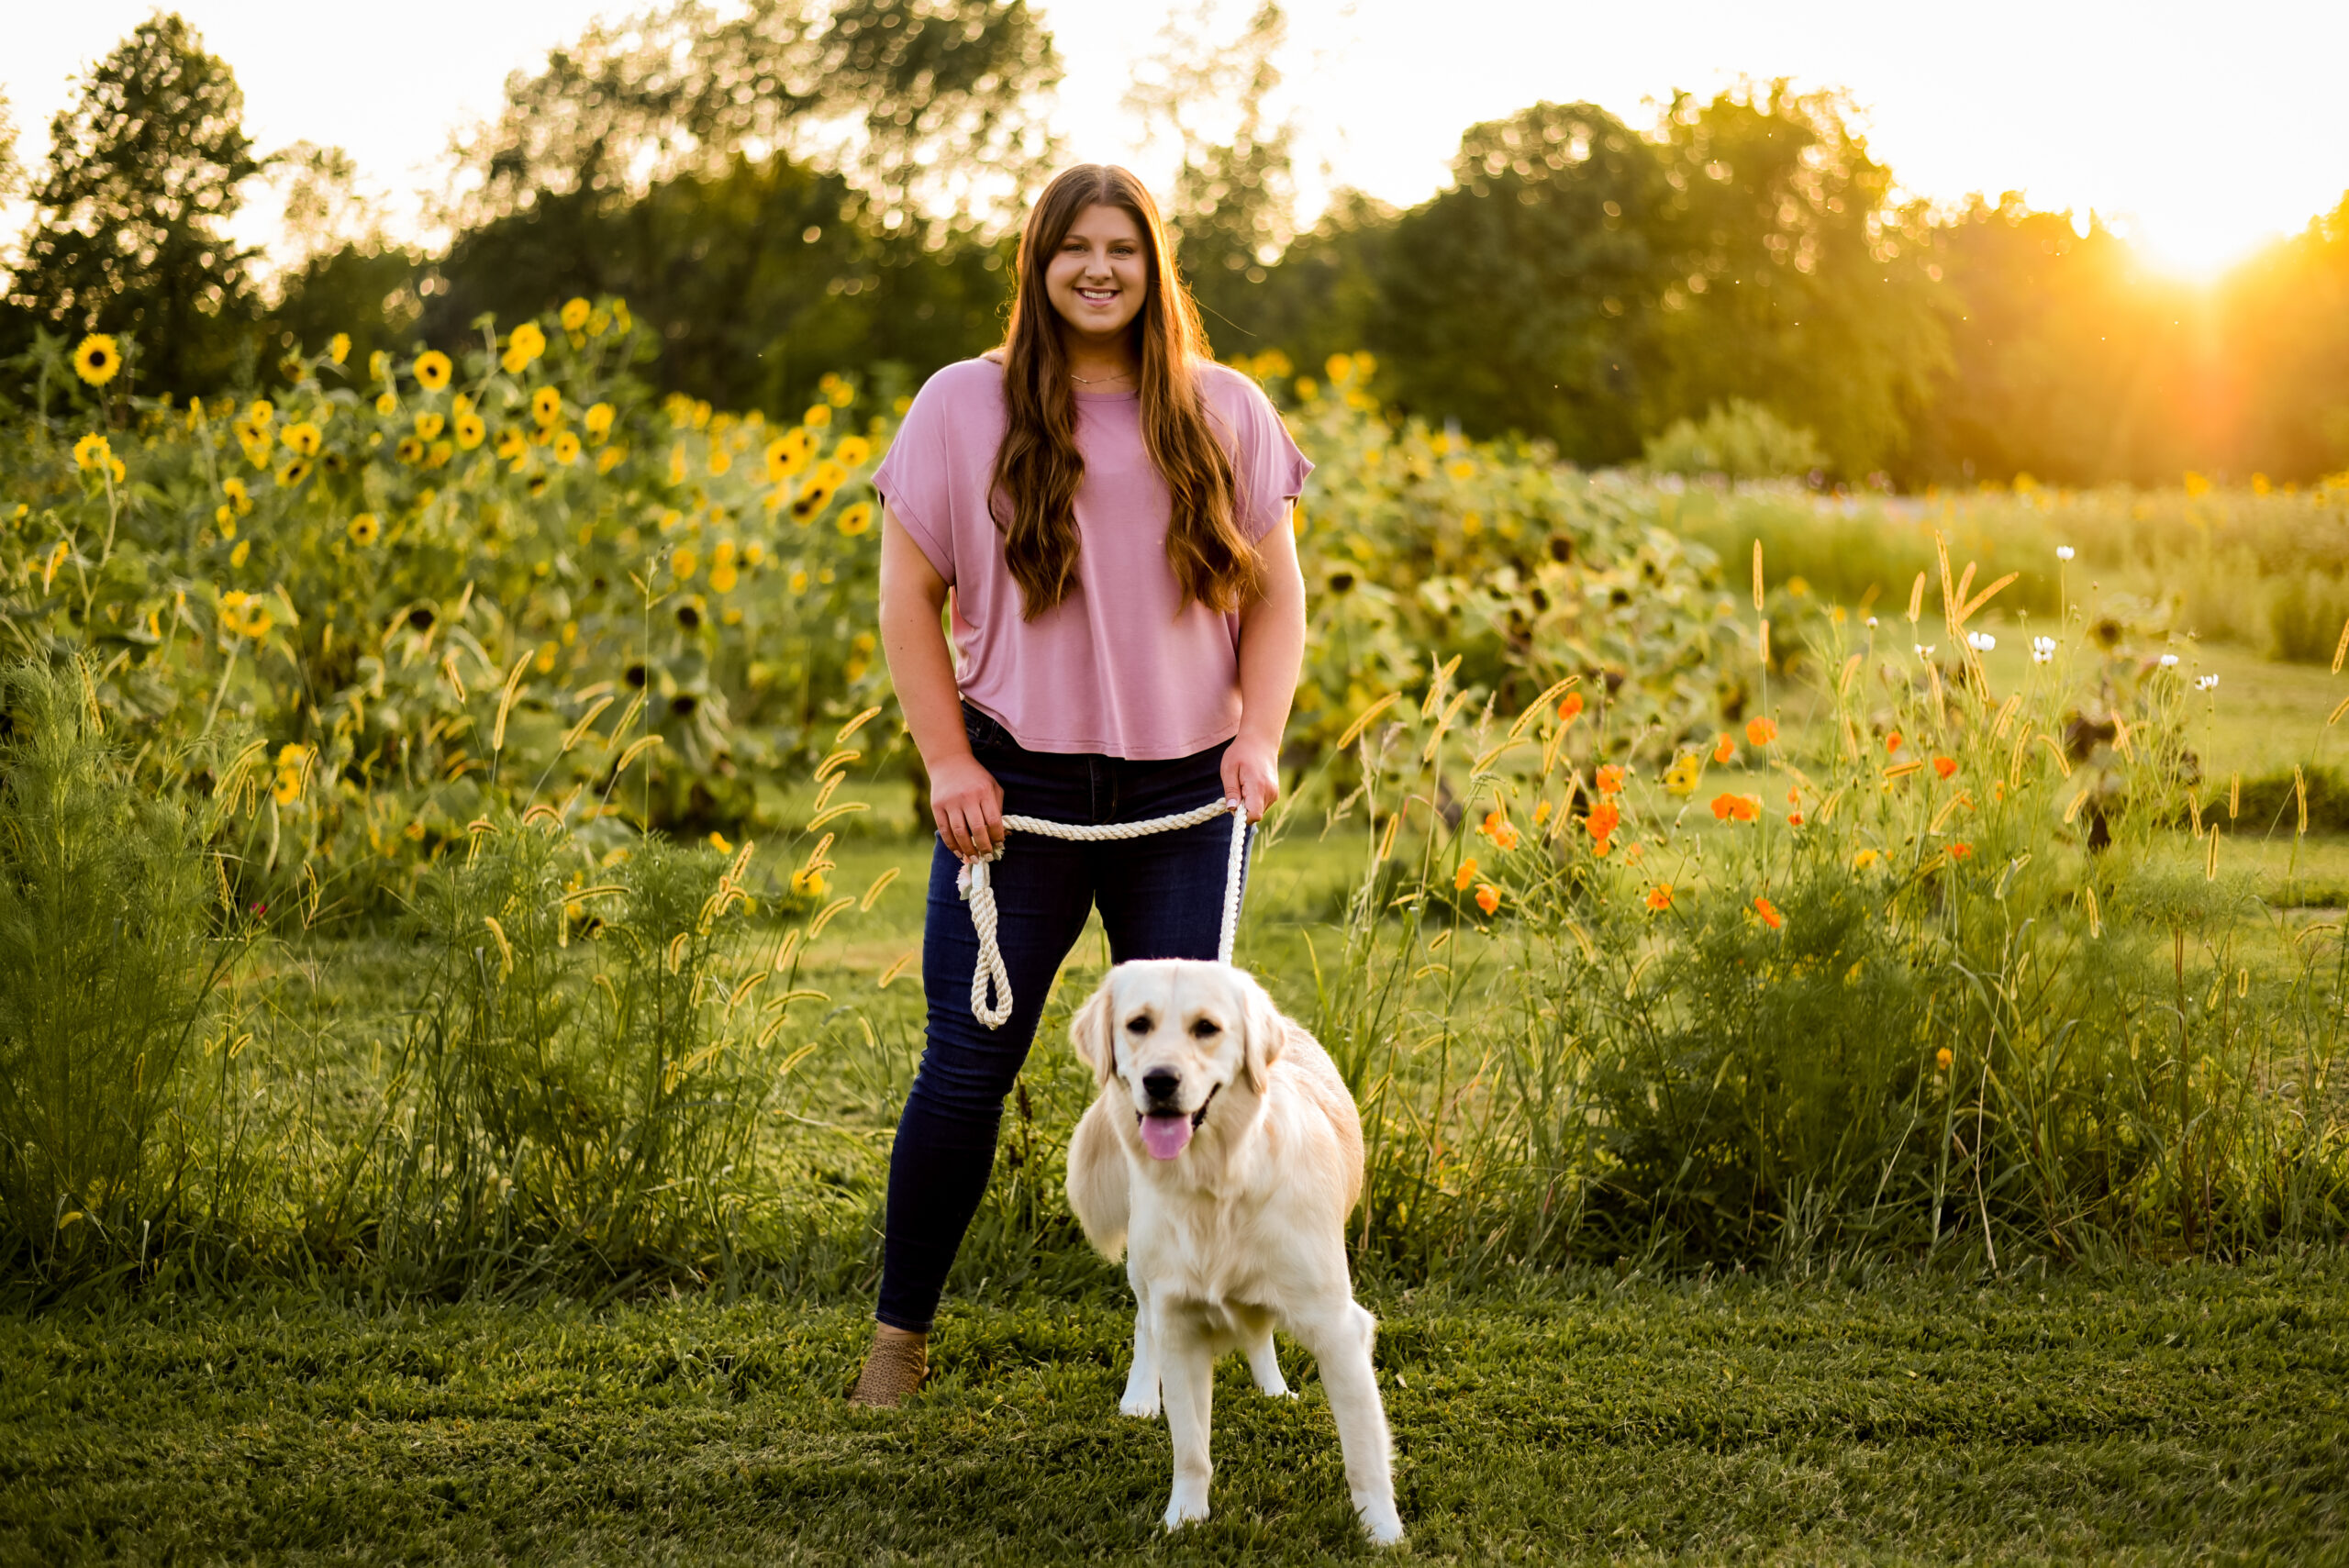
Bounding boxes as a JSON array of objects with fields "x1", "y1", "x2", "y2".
[{"x1": 5, "y1": 302, "x2": 2349, "y2": 1301}]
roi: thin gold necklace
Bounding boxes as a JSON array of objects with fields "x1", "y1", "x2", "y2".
[{"x1": 1068, "y1": 367, "x2": 1134, "y2": 386}]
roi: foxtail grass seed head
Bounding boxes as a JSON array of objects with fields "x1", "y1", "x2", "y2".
[
  {"x1": 878, "y1": 948, "x2": 918, "y2": 988},
  {"x1": 1752, "y1": 540, "x2": 1765, "y2": 612},
  {"x1": 2334, "y1": 617, "x2": 2349, "y2": 673},
  {"x1": 2230, "y1": 772, "x2": 2241, "y2": 818},
  {"x1": 1907, "y1": 572, "x2": 1926, "y2": 624},
  {"x1": 2297, "y1": 767, "x2": 2310, "y2": 836}
]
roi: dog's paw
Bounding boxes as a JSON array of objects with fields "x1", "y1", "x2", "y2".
[
  {"x1": 1162, "y1": 1487, "x2": 1210, "y2": 1531},
  {"x1": 1355, "y1": 1497, "x2": 1406, "y2": 1547},
  {"x1": 1119, "y1": 1370, "x2": 1162, "y2": 1418},
  {"x1": 1253, "y1": 1375, "x2": 1294, "y2": 1399}
]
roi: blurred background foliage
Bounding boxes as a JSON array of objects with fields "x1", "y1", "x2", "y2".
[{"x1": 3, "y1": 5, "x2": 2346, "y2": 487}]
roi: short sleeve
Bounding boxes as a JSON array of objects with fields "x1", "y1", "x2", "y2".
[
  {"x1": 871, "y1": 373, "x2": 957, "y2": 584},
  {"x1": 1218, "y1": 372, "x2": 1313, "y2": 541}
]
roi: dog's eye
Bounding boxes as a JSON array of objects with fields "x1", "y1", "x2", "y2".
[
  {"x1": 1125, "y1": 1016, "x2": 1152, "y2": 1035},
  {"x1": 1189, "y1": 1019, "x2": 1220, "y2": 1039}
]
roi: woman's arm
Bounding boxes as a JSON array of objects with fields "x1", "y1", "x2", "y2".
[
  {"x1": 1222, "y1": 509, "x2": 1308, "y2": 821},
  {"x1": 878, "y1": 506, "x2": 1003, "y2": 857}
]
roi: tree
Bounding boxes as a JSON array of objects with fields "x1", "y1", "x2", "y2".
[
  {"x1": 426, "y1": 152, "x2": 1010, "y2": 416},
  {"x1": 1366, "y1": 101, "x2": 1665, "y2": 464},
  {"x1": 5, "y1": 14, "x2": 262, "y2": 393},
  {"x1": 1640, "y1": 84, "x2": 1947, "y2": 476},
  {"x1": 446, "y1": 0, "x2": 1061, "y2": 239},
  {"x1": 1122, "y1": 2, "x2": 1298, "y2": 354}
]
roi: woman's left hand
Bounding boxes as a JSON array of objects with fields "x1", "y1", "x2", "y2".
[{"x1": 1221, "y1": 733, "x2": 1282, "y2": 822}]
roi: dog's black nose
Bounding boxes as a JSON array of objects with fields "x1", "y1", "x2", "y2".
[{"x1": 1141, "y1": 1069, "x2": 1180, "y2": 1104}]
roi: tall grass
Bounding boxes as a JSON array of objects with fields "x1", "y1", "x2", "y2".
[{"x1": 0, "y1": 661, "x2": 245, "y2": 1282}]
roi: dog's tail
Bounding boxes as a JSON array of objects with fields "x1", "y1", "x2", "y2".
[{"x1": 1064, "y1": 1092, "x2": 1129, "y2": 1262}]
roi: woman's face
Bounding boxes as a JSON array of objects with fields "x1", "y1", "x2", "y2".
[{"x1": 1044, "y1": 203, "x2": 1149, "y2": 346}]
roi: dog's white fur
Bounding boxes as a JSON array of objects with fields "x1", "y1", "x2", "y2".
[{"x1": 1063, "y1": 959, "x2": 1403, "y2": 1546}]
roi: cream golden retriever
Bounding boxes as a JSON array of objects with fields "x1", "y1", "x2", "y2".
[{"x1": 1063, "y1": 959, "x2": 1403, "y2": 1546}]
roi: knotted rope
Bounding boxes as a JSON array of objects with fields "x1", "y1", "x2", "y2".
[{"x1": 954, "y1": 797, "x2": 1249, "y2": 1029}]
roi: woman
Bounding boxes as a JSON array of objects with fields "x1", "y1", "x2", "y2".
[{"x1": 853, "y1": 164, "x2": 1310, "y2": 1405}]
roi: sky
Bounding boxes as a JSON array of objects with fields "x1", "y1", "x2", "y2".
[{"x1": 4, "y1": 0, "x2": 2344, "y2": 281}]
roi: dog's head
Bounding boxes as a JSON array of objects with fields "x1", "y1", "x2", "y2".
[{"x1": 1069, "y1": 960, "x2": 1286, "y2": 1162}]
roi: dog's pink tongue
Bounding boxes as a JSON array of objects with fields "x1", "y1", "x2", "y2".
[{"x1": 1140, "y1": 1114, "x2": 1194, "y2": 1161}]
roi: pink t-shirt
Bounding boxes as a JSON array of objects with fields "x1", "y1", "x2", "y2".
[{"x1": 874, "y1": 358, "x2": 1311, "y2": 760}]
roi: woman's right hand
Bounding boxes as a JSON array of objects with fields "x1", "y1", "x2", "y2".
[{"x1": 930, "y1": 751, "x2": 1005, "y2": 859}]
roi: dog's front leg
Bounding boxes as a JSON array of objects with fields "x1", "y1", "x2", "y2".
[
  {"x1": 1297, "y1": 1301, "x2": 1404, "y2": 1546},
  {"x1": 1119, "y1": 1264, "x2": 1161, "y2": 1418},
  {"x1": 1155, "y1": 1307, "x2": 1214, "y2": 1530}
]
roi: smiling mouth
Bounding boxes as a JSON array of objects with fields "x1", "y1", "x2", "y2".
[{"x1": 1074, "y1": 287, "x2": 1119, "y2": 304}]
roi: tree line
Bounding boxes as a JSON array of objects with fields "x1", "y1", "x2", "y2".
[{"x1": 4, "y1": 6, "x2": 2345, "y2": 486}]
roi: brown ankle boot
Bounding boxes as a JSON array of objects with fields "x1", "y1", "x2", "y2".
[{"x1": 848, "y1": 1329, "x2": 928, "y2": 1407}]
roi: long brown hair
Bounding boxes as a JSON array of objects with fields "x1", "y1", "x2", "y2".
[{"x1": 990, "y1": 164, "x2": 1262, "y2": 620}]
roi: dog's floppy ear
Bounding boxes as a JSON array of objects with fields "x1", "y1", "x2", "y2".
[
  {"x1": 1236, "y1": 968, "x2": 1287, "y2": 1095},
  {"x1": 1069, "y1": 973, "x2": 1119, "y2": 1086}
]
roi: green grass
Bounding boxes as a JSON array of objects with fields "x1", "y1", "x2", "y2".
[{"x1": 3, "y1": 1258, "x2": 2343, "y2": 1562}]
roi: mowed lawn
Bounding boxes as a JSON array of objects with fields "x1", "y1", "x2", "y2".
[{"x1": 3, "y1": 1259, "x2": 2344, "y2": 1564}]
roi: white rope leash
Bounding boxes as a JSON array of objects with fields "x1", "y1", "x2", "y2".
[{"x1": 954, "y1": 797, "x2": 1249, "y2": 1029}]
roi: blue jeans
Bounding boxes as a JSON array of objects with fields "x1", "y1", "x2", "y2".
[{"x1": 875, "y1": 703, "x2": 1251, "y2": 1332}]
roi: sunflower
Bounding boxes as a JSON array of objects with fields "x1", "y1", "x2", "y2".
[
  {"x1": 230, "y1": 539, "x2": 251, "y2": 569},
  {"x1": 584, "y1": 402, "x2": 615, "y2": 440},
  {"x1": 454, "y1": 412, "x2": 485, "y2": 450},
  {"x1": 328, "y1": 332, "x2": 351, "y2": 365},
  {"x1": 532, "y1": 386, "x2": 562, "y2": 428},
  {"x1": 560, "y1": 297, "x2": 591, "y2": 331},
  {"x1": 596, "y1": 445, "x2": 625, "y2": 474},
  {"x1": 791, "y1": 483, "x2": 837, "y2": 523},
  {"x1": 495, "y1": 427, "x2": 528, "y2": 461},
  {"x1": 787, "y1": 569, "x2": 809, "y2": 595},
  {"x1": 836, "y1": 500, "x2": 874, "y2": 536},
  {"x1": 249, "y1": 399, "x2": 274, "y2": 427},
  {"x1": 671, "y1": 546, "x2": 699, "y2": 582},
  {"x1": 374, "y1": 392, "x2": 398, "y2": 417},
  {"x1": 73, "y1": 334, "x2": 122, "y2": 386},
  {"x1": 427, "y1": 440, "x2": 453, "y2": 468},
  {"x1": 395, "y1": 436, "x2": 425, "y2": 464},
  {"x1": 832, "y1": 434, "x2": 872, "y2": 468},
  {"x1": 709, "y1": 562, "x2": 739, "y2": 594},
  {"x1": 348, "y1": 513, "x2": 380, "y2": 546},
  {"x1": 553, "y1": 430, "x2": 582, "y2": 465},
  {"x1": 741, "y1": 540, "x2": 766, "y2": 567},
  {"x1": 414, "y1": 350, "x2": 452, "y2": 390},
  {"x1": 276, "y1": 457, "x2": 313, "y2": 488},
  {"x1": 273, "y1": 768, "x2": 302, "y2": 806},
  {"x1": 222, "y1": 476, "x2": 251, "y2": 515},
  {"x1": 283, "y1": 420, "x2": 322, "y2": 456},
  {"x1": 501, "y1": 322, "x2": 546, "y2": 374},
  {"x1": 811, "y1": 459, "x2": 848, "y2": 491},
  {"x1": 72, "y1": 432, "x2": 112, "y2": 472},
  {"x1": 804, "y1": 404, "x2": 832, "y2": 429},
  {"x1": 414, "y1": 411, "x2": 445, "y2": 441}
]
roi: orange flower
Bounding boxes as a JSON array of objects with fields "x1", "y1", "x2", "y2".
[
  {"x1": 1753, "y1": 895, "x2": 1784, "y2": 929},
  {"x1": 1711, "y1": 793, "x2": 1761, "y2": 824},
  {"x1": 1586, "y1": 800, "x2": 1621, "y2": 841},
  {"x1": 1559, "y1": 692, "x2": 1586, "y2": 723},
  {"x1": 1645, "y1": 884, "x2": 1674, "y2": 911},
  {"x1": 1480, "y1": 808, "x2": 1520, "y2": 851},
  {"x1": 1745, "y1": 717, "x2": 1778, "y2": 747},
  {"x1": 1475, "y1": 883, "x2": 1501, "y2": 916},
  {"x1": 1935, "y1": 1047, "x2": 1954, "y2": 1072},
  {"x1": 1454, "y1": 858, "x2": 1478, "y2": 891},
  {"x1": 1592, "y1": 836, "x2": 1613, "y2": 858},
  {"x1": 1713, "y1": 734, "x2": 1737, "y2": 764},
  {"x1": 1710, "y1": 793, "x2": 1737, "y2": 821},
  {"x1": 1532, "y1": 800, "x2": 1553, "y2": 826},
  {"x1": 1948, "y1": 841, "x2": 1974, "y2": 860},
  {"x1": 1787, "y1": 811, "x2": 1805, "y2": 827},
  {"x1": 1596, "y1": 764, "x2": 1626, "y2": 795},
  {"x1": 1933, "y1": 756, "x2": 1958, "y2": 780},
  {"x1": 1887, "y1": 731, "x2": 1903, "y2": 753}
]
